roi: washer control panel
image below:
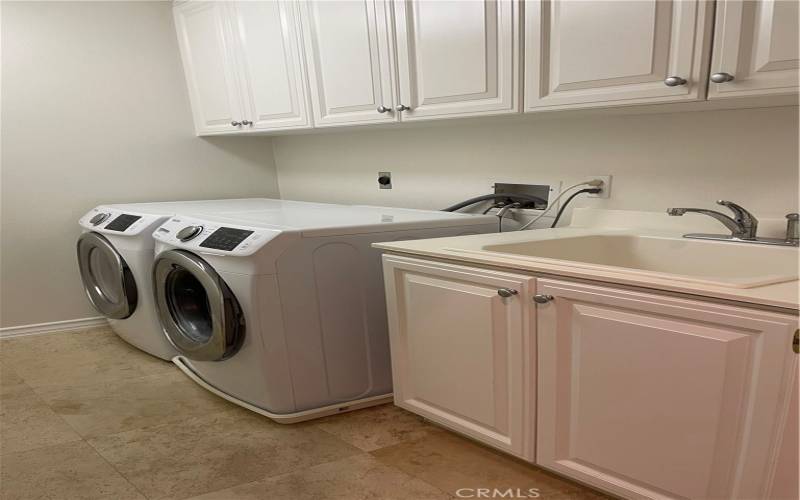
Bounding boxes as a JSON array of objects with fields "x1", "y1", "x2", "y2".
[
  {"x1": 79, "y1": 207, "x2": 161, "y2": 236},
  {"x1": 199, "y1": 227, "x2": 254, "y2": 251},
  {"x1": 153, "y1": 216, "x2": 281, "y2": 256}
]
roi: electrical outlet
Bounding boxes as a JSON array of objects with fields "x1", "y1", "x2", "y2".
[
  {"x1": 587, "y1": 175, "x2": 612, "y2": 198},
  {"x1": 378, "y1": 172, "x2": 392, "y2": 189}
]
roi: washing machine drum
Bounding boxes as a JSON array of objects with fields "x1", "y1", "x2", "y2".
[
  {"x1": 76, "y1": 232, "x2": 138, "y2": 320},
  {"x1": 153, "y1": 250, "x2": 244, "y2": 361}
]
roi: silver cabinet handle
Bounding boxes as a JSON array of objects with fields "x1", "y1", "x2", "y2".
[
  {"x1": 533, "y1": 294, "x2": 554, "y2": 304},
  {"x1": 230, "y1": 121, "x2": 242, "y2": 127},
  {"x1": 710, "y1": 72, "x2": 735, "y2": 83},
  {"x1": 664, "y1": 76, "x2": 687, "y2": 87},
  {"x1": 497, "y1": 288, "x2": 518, "y2": 298},
  {"x1": 377, "y1": 105, "x2": 391, "y2": 113},
  {"x1": 241, "y1": 120, "x2": 253, "y2": 126},
  {"x1": 395, "y1": 104, "x2": 410, "y2": 112}
]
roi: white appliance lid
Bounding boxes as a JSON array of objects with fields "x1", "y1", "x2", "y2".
[
  {"x1": 181, "y1": 205, "x2": 496, "y2": 237},
  {"x1": 102, "y1": 198, "x2": 337, "y2": 216}
]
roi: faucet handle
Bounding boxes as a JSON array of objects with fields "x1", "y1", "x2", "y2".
[
  {"x1": 786, "y1": 213, "x2": 799, "y2": 244},
  {"x1": 716, "y1": 200, "x2": 752, "y2": 222}
]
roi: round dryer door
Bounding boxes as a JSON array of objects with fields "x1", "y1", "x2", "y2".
[
  {"x1": 153, "y1": 250, "x2": 244, "y2": 361},
  {"x1": 76, "y1": 232, "x2": 138, "y2": 319}
]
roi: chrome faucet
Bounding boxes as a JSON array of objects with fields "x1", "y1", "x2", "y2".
[
  {"x1": 667, "y1": 200, "x2": 758, "y2": 240},
  {"x1": 667, "y1": 200, "x2": 798, "y2": 247}
]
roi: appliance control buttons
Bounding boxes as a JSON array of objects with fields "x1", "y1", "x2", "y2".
[
  {"x1": 89, "y1": 213, "x2": 111, "y2": 226},
  {"x1": 177, "y1": 225, "x2": 204, "y2": 242}
]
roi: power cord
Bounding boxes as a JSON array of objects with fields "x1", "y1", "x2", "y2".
[
  {"x1": 517, "y1": 179, "x2": 604, "y2": 231},
  {"x1": 550, "y1": 188, "x2": 602, "y2": 228}
]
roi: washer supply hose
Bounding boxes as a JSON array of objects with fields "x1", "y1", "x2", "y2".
[
  {"x1": 550, "y1": 188, "x2": 602, "y2": 228},
  {"x1": 441, "y1": 193, "x2": 547, "y2": 212}
]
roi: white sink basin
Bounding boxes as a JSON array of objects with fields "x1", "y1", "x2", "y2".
[{"x1": 481, "y1": 234, "x2": 799, "y2": 288}]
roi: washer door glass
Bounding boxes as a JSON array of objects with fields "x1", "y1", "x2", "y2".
[
  {"x1": 76, "y1": 232, "x2": 137, "y2": 319},
  {"x1": 153, "y1": 250, "x2": 244, "y2": 361}
]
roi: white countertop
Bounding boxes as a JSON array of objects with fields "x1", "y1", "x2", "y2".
[{"x1": 374, "y1": 209, "x2": 800, "y2": 311}]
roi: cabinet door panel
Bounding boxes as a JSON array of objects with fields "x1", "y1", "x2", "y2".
[
  {"x1": 383, "y1": 256, "x2": 534, "y2": 459},
  {"x1": 536, "y1": 279, "x2": 798, "y2": 499},
  {"x1": 708, "y1": 0, "x2": 799, "y2": 99},
  {"x1": 174, "y1": 2, "x2": 244, "y2": 135},
  {"x1": 525, "y1": 0, "x2": 712, "y2": 110},
  {"x1": 394, "y1": 0, "x2": 519, "y2": 120},
  {"x1": 229, "y1": 1, "x2": 312, "y2": 130},
  {"x1": 300, "y1": 0, "x2": 396, "y2": 127}
]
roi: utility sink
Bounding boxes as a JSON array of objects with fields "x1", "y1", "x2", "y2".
[{"x1": 481, "y1": 234, "x2": 799, "y2": 289}]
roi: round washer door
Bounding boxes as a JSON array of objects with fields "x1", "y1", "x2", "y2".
[
  {"x1": 76, "y1": 232, "x2": 138, "y2": 319},
  {"x1": 153, "y1": 250, "x2": 244, "y2": 361}
]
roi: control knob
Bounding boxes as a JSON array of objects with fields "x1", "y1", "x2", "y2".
[
  {"x1": 177, "y1": 225, "x2": 203, "y2": 242},
  {"x1": 89, "y1": 213, "x2": 110, "y2": 226}
]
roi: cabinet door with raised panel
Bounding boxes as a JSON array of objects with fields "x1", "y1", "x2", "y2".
[
  {"x1": 393, "y1": 0, "x2": 519, "y2": 121},
  {"x1": 228, "y1": 1, "x2": 312, "y2": 130},
  {"x1": 525, "y1": 0, "x2": 712, "y2": 111},
  {"x1": 708, "y1": 0, "x2": 799, "y2": 99},
  {"x1": 299, "y1": 0, "x2": 396, "y2": 127},
  {"x1": 536, "y1": 278, "x2": 798, "y2": 500},
  {"x1": 383, "y1": 255, "x2": 534, "y2": 460},
  {"x1": 174, "y1": 2, "x2": 245, "y2": 135}
]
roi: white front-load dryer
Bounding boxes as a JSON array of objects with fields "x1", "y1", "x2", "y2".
[
  {"x1": 151, "y1": 205, "x2": 497, "y2": 422},
  {"x1": 76, "y1": 198, "x2": 336, "y2": 359}
]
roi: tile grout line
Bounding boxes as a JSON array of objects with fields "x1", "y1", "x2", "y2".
[{"x1": 82, "y1": 434, "x2": 152, "y2": 500}]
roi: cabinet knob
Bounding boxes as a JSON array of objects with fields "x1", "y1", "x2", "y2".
[
  {"x1": 230, "y1": 121, "x2": 242, "y2": 127},
  {"x1": 497, "y1": 288, "x2": 518, "y2": 298},
  {"x1": 710, "y1": 72, "x2": 735, "y2": 83},
  {"x1": 533, "y1": 294, "x2": 554, "y2": 304},
  {"x1": 377, "y1": 105, "x2": 391, "y2": 114},
  {"x1": 395, "y1": 104, "x2": 410, "y2": 112},
  {"x1": 241, "y1": 120, "x2": 253, "y2": 126},
  {"x1": 664, "y1": 76, "x2": 687, "y2": 87}
]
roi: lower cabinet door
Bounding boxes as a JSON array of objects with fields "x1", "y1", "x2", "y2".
[
  {"x1": 535, "y1": 278, "x2": 799, "y2": 500},
  {"x1": 383, "y1": 255, "x2": 535, "y2": 460}
]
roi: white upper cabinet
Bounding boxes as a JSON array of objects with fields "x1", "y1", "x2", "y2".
[
  {"x1": 174, "y1": 2, "x2": 245, "y2": 134},
  {"x1": 228, "y1": 1, "x2": 312, "y2": 130},
  {"x1": 708, "y1": 0, "x2": 800, "y2": 99},
  {"x1": 299, "y1": 0, "x2": 397, "y2": 127},
  {"x1": 393, "y1": 0, "x2": 520, "y2": 120},
  {"x1": 524, "y1": 0, "x2": 713, "y2": 111}
]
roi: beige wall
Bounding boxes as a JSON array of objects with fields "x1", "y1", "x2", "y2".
[
  {"x1": 0, "y1": 2, "x2": 279, "y2": 328},
  {"x1": 274, "y1": 106, "x2": 799, "y2": 219}
]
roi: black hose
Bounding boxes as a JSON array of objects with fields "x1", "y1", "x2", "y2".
[
  {"x1": 442, "y1": 193, "x2": 548, "y2": 212},
  {"x1": 550, "y1": 188, "x2": 602, "y2": 228}
]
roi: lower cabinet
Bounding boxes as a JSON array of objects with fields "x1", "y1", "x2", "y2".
[
  {"x1": 382, "y1": 255, "x2": 535, "y2": 460},
  {"x1": 535, "y1": 278, "x2": 799, "y2": 500},
  {"x1": 382, "y1": 255, "x2": 799, "y2": 500}
]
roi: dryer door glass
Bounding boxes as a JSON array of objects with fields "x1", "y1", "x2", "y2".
[
  {"x1": 76, "y1": 232, "x2": 137, "y2": 319},
  {"x1": 153, "y1": 250, "x2": 244, "y2": 361}
]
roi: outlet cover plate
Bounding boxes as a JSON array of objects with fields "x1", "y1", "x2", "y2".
[{"x1": 587, "y1": 175, "x2": 612, "y2": 198}]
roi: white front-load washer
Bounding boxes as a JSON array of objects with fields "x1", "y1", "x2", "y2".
[
  {"x1": 151, "y1": 205, "x2": 497, "y2": 422},
  {"x1": 76, "y1": 198, "x2": 336, "y2": 359}
]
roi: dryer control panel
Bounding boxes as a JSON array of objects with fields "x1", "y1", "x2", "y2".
[
  {"x1": 79, "y1": 207, "x2": 164, "y2": 236},
  {"x1": 153, "y1": 216, "x2": 282, "y2": 256}
]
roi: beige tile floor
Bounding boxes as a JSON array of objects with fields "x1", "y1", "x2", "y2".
[{"x1": 0, "y1": 327, "x2": 610, "y2": 500}]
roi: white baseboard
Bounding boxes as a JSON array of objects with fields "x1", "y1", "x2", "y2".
[{"x1": 0, "y1": 316, "x2": 108, "y2": 339}]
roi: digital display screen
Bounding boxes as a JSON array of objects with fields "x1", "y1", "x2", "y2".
[
  {"x1": 105, "y1": 214, "x2": 142, "y2": 232},
  {"x1": 199, "y1": 227, "x2": 254, "y2": 251}
]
